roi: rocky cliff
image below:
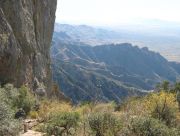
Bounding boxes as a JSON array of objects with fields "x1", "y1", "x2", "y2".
[{"x1": 0, "y1": 0, "x2": 57, "y2": 93}]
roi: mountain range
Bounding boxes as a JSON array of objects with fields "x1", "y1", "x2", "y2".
[
  {"x1": 51, "y1": 30, "x2": 180, "y2": 103},
  {"x1": 54, "y1": 23, "x2": 180, "y2": 62}
]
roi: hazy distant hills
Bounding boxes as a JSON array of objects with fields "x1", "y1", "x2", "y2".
[
  {"x1": 54, "y1": 24, "x2": 121, "y2": 45},
  {"x1": 54, "y1": 23, "x2": 180, "y2": 62},
  {"x1": 51, "y1": 32, "x2": 180, "y2": 103}
]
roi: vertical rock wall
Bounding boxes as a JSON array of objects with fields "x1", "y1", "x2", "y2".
[{"x1": 0, "y1": 0, "x2": 57, "y2": 93}]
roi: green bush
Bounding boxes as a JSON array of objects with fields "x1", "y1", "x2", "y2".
[
  {"x1": 124, "y1": 117, "x2": 180, "y2": 136},
  {"x1": 14, "y1": 85, "x2": 36, "y2": 115},
  {"x1": 151, "y1": 102, "x2": 176, "y2": 126},
  {"x1": 88, "y1": 112, "x2": 122, "y2": 136},
  {"x1": 146, "y1": 93, "x2": 177, "y2": 127},
  {"x1": 0, "y1": 84, "x2": 35, "y2": 115},
  {"x1": 0, "y1": 84, "x2": 37, "y2": 135},
  {"x1": 1, "y1": 84, "x2": 19, "y2": 108},
  {"x1": 0, "y1": 86, "x2": 20, "y2": 136},
  {"x1": 44, "y1": 112, "x2": 80, "y2": 136}
]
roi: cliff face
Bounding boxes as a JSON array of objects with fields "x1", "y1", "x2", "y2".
[{"x1": 0, "y1": 0, "x2": 57, "y2": 92}]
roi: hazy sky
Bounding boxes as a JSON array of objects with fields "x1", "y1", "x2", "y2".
[{"x1": 56, "y1": 0, "x2": 180, "y2": 26}]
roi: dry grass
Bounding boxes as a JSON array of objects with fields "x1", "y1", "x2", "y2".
[
  {"x1": 38, "y1": 99, "x2": 72, "y2": 121},
  {"x1": 32, "y1": 91, "x2": 180, "y2": 135}
]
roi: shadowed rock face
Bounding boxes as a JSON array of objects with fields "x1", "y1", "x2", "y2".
[{"x1": 0, "y1": 0, "x2": 57, "y2": 93}]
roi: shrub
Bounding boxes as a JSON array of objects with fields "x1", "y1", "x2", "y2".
[
  {"x1": 88, "y1": 112, "x2": 122, "y2": 136},
  {"x1": 1, "y1": 84, "x2": 19, "y2": 108},
  {"x1": 93, "y1": 102, "x2": 116, "y2": 113},
  {"x1": 151, "y1": 100, "x2": 175, "y2": 126},
  {"x1": 0, "y1": 86, "x2": 20, "y2": 136},
  {"x1": 14, "y1": 85, "x2": 35, "y2": 115},
  {"x1": 124, "y1": 116, "x2": 180, "y2": 136},
  {"x1": 38, "y1": 99, "x2": 72, "y2": 121},
  {"x1": 121, "y1": 92, "x2": 179, "y2": 127},
  {"x1": 144, "y1": 92, "x2": 178, "y2": 126},
  {"x1": 29, "y1": 111, "x2": 39, "y2": 119},
  {"x1": 176, "y1": 91, "x2": 180, "y2": 111},
  {"x1": 44, "y1": 112, "x2": 80, "y2": 136}
]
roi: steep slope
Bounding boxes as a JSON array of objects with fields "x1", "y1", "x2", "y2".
[
  {"x1": 0, "y1": 0, "x2": 57, "y2": 93},
  {"x1": 51, "y1": 39, "x2": 180, "y2": 103},
  {"x1": 52, "y1": 58, "x2": 143, "y2": 103},
  {"x1": 170, "y1": 62, "x2": 180, "y2": 75}
]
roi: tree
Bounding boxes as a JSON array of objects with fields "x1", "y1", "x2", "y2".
[
  {"x1": 161, "y1": 81, "x2": 170, "y2": 91},
  {"x1": 155, "y1": 83, "x2": 161, "y2": 92},
  {"x1": 174, "y1": 82, "x2": 180, "y2": 92},
  {"x1": 176, "y1": 91, "x2": 180, "y2": 111}
]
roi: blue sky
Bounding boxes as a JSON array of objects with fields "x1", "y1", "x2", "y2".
[{"x1": 56, "y1": 0, "x2": 180, "y2": 26}]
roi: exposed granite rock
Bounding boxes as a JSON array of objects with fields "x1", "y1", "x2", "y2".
[{"x1": 0, "y1": 0, "x2": 57, "y2": 93}]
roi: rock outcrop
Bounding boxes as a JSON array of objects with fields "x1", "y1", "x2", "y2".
[{"x1": 0, "y1": 0, "x2": 57, "y2": 93}]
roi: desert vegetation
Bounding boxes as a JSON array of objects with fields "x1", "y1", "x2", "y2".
[
  {"x1": 0, "y1": 82, "x2": 180, "y2": 135},
  {"x1": 0, "y1": 84, "x2": 35, "y2": 136}
]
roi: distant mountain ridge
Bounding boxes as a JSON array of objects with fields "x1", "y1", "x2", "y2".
[
  {"x1": 54, "y1": 23, "x2": 122, "y2": 45},
  {"x1": 54, "y1": 23, "x2": 180, "y2": 62},
  {"x1": 51, "y1": 36, "x2": 180, "y2": 103}
]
